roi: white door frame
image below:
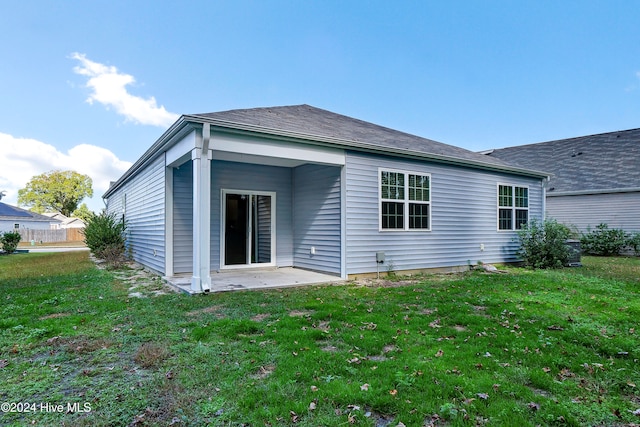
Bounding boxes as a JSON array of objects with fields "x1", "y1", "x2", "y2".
[{"x1": 220, "y1": 189, "x2": 276, "y2": 269}]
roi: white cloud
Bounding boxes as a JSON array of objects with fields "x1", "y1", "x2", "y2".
[
  {"x1": 71, "y1": 52, "x2": 179, "y2": 127},
  {"x1": 0, "y1": 132, "x2": 132, "y2": 213}
]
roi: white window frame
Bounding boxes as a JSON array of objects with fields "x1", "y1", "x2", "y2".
[
  {"x1": 497, "y1": 183, "x2": 529, "y2": 231},
  {"x1": 220, "y1": 189, "x2": 277, "y2": 269},
  {"x1": 378, "y1": 168, "x2": 431, "y2": 232}
]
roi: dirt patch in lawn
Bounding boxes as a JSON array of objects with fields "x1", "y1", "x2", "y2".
[
  {"x1": 186, "y1": 305, "x2": 226, "y2": 317},
  {"x1": 370, "y1": 344, "x2": 398, "y2": 361},
  {"x1": 358, "y1": 278, "x2": 421, "y2": 288},
  {"x1": 289, "y1": 310, "x2": 314, "y2": 317},
  {"x1": 253, "y1": 364, "x2": 276, "y2": 379},
  {"x1": 314, "y1": 320, "x2": 331, "y2": 332},
  {"x1": 322, "y1": 346, "x2": 337, "y2": 353},
  {"x1": 92, "y1": 256, "x2": 177, "y2": 298},
  {"x1": 39, "y1": 312, "x2": 71, "y2": 320},
  {"x1": 251, "y1": 313, "x2": 271, "y2": 322},
  {"x1": 46, "y1": 335, "x2": 113, "y2": 354}
]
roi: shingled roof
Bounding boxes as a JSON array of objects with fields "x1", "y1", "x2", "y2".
[
  {"x1": 192, "y1": 104, "x2": 517, "y2": 170},
  {"x1": 485, "y1": 128, "x2": 640, "y2": 194},
  {"x1": 105, "y1": 104, "x2": 548, "y2": 199},
  {"x1": 0, "y1": 202, "x2": 61, "y2": 223}
]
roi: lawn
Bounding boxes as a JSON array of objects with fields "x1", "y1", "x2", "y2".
[{"x1": 0, "y1": 253, "x2": 639, "y2": 426}]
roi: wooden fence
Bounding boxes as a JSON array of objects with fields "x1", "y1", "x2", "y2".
[{"x1": 18, "y1": 228, "x2": 84, "y2": 243}]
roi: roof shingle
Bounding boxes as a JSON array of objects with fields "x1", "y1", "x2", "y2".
[
  {"x1": 194, "y1": 104, "x2": 513, "y2": 168},
  {"x1": 0, "y1": 202, "x2": 61, "y2": 222},
  {"x1": 486, "y1": 128, "x2": 640, "y2": 193}
]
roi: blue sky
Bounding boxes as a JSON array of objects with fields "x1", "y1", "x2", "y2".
[{"x1": 1, "y1": 1, "x2": 640, "y2": 212}]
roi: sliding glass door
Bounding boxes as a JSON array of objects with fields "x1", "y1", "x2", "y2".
[{"x1": 222, "y1": 190, "x2": 275, "y2": 268}]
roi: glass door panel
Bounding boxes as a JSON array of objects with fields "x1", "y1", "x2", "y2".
[{"x1": 223, "y1": 192, "x2": 273, "y2": 267}]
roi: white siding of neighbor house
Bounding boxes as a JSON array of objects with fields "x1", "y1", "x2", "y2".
[
  {"x1": 293, "y1": 164, "x2": 342, "y2": 274},
  {"x1": 547, "y1": 191, "x2": 640, "y2": 233},
  {"x1": 344, "y1": 151, "x2": 543, "y2": 275},
  {"x1": 210, "y1": 160, "x2": 293, "y2": 271},
  {"x1": 0, "y1": 220, "x2": 56, "y2": 232},
  {"x1": 172, "y1": 161, "x2": 193, "y2": 274},
  {"x1": 105, "y1": 155, "x2": 166, "y2": 273}
]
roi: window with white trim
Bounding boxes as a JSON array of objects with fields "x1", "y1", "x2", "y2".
[
  {"x1": 498, "y1": 184, "x2": 528, "y2": 230},
  {"x1": 380, "y1": 170, "x2": 431, "y2": 231}
]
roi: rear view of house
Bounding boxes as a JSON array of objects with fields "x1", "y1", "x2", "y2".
[{"x1": 103, "y1": 105, "x2": 548, "y2": 292}]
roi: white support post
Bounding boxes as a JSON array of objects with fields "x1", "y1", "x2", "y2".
[
  {"x1": 191, "y1": 124, "x2": 212, "y2": 292},
  {"x1": 165, "y1": 162, "x2": 174, "y2": 278},
  {"x1": 340, "y1": 164, "x2": 347, "y2": 279}
]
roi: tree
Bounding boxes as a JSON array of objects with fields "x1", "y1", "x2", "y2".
[
  {"x1": 18, "y1": 170, "x2": 93, "y2": 216},
  {"x1": 72, "y1": 203, "x2": 94, "y2": 223}
]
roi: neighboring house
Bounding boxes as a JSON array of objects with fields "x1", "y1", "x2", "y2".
[
  {"x1": 103, "y1": 104, "x2": 548, "y2": 292},
  {"x1": 485, "y1": 128, "x2": 640, "y2": 233},
  {"x1": 0, "y1": 202, "x2": 62, "y2": 232},
  {"x1": 43, "y1": 212, "x2": 86, "y2": 229}
]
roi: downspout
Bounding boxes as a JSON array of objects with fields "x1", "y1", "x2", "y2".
[{"x1": 541, "y1": 176, "x2": 549, "y2": 220}]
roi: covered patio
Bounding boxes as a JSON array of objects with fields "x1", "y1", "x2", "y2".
[
  {"x1": 164, "y1": 122, "x2": 346, "y2": 294},
  {"x1": 164, "y1": 267, "x2": 343, "y2": 294}
]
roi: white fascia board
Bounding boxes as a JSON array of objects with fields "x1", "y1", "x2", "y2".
[
  {"x1": 104, "y1": 118, "x2": 196, "y2": 199},
  {"x1": 211, "y1": 131, "x2": 346, "y2": 166},
  {"x1": 166, "y1": 130, "x2": 197, "y2": 167},
  {"x1": 184, "y1": 115, "x2": 547, "y2": 179}
]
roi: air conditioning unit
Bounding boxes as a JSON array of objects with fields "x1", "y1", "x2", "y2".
[{"x1": 565, "y1": 240, "x2": 582, "y2": 267}]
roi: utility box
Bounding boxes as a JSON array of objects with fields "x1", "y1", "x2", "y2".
[
  {"x1": 565, "y1": 240, "x2": 582, "y2": 267},
  {"x1": 376, "y1": 251, "x2": 385, "y2": 264}
]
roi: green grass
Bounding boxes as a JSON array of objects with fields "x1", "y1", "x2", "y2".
[{"x1": 1, "y1": 253, "x2": 639, "y2": 426}]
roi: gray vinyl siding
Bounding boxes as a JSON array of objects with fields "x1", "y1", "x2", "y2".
[
  {"x1": 547, "y1": 191, "x2": 640, "y2": 233},
  {"x1": 293, "y1": 164, "x2": 342, "y2": 274},
  {"x1": 105, "y1": 155, "x2": 165, "y2": 273},
  {"x1": 345, "y1": 151, "x2": 543, "y2": 275},
  {"x1": 173, "y1": 161, "x2": 193, "y2": 273},
  {"x1": 210, "y1": 160, "x2": 293, "y2": 270}
]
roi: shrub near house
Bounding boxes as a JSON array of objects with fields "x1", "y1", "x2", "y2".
[
  {"x1": 82, "y1": 212, "x2": 126, "y2": 267},
  {"x1": 517, "y1": 218, "x2": 572, "y2": 269},
  {"x1": 628, "y1": 232, "x2": 640, "y2": 256},
  {"x1": 0, "y1": 231, "x2": 21, "y2": 254},
  {"x1": 581, "y1": 223, "x2": 636, "y2": 256}
]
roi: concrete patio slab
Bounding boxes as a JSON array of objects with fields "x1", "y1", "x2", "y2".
[{"x1": 164, "y1": 267, "x2": 343, "y2": 294}]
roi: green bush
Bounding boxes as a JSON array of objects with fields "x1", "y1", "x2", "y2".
[
  {"x1": 517, "y1": 218, "x2": 572, "y2": 269},
  {"x1": 580, "y1": 223, "x2": 629, "y2": 256},
  {"x1": 627, "y1": 232, "x2": 640, "y2": 256},
  {"x1": 0, "y1": 231, "x2": 21, "y2": 254},
  {"x1": 82, "y1": 212, "x2": 126, "y2": 263}
]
